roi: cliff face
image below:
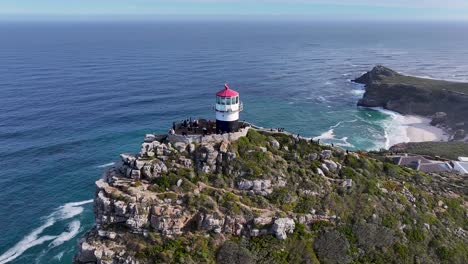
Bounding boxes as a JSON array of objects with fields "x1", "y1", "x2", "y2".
[
  {"x1": 355, "y1": 66, "x2": 468, "y2": 140},
  {"x1": 75, "y1": 129, "x2": 467, "y2": 264}
]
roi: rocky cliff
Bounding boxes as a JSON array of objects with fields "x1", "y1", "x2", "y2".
[
  {"x1": 355, "y1": 66, "x2": 468, "y2": 141},
  {"x1": 75, "y1": 129, "x2": 467, "y2": 263}
]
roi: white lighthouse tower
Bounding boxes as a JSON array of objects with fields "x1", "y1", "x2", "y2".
[{"x1": 215, "y1": 84, "x2": 243, "y2": 134}]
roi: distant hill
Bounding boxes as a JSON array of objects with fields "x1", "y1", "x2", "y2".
[{"x1": 354, "y1": 66, "x2": 468, "y2": 140}]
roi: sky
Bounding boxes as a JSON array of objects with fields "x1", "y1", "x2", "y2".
[{"x1": 1, "y1": 0, "x2": 468, "y2": 21}]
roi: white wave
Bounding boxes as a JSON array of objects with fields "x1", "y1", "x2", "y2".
[
  {"x1": 316, "y1": 96, "x2": 328, "y2": 103},
  {"x1": 351, "y1": 89, "x2": 365, "y2": 96},
  {"x1": 53, "y1": 199, "x2": 93, "y2": 220},
  {"x1": 53, "y1": 251, "x2": 65, "y2": 261},
  {"x1": 314, "y1": 129, "x2": 335, "y2": 140},
  {"x1": 371, "y1": 108, "x2": 412, "y2": 149},
  {"x1": 314, "y1": 119, "x2": 358, "y2": 141},
  {"x1": 49, "y1": 221, "x2": 81, "y2": 248},
  {"x1": 331, "y1": 119, "x2": 358, "y2": 129},
  {"x1": 335, "y1": 137, "x2": 355, "y2": 148},
  {"x1": 0, "y1": 200, "x2": 92, "y2": 264},
  {"x1": 97, "y1": 162, "x2": 115, "y2": 168},
  {"x1": 0, "y1": 219, "x2": 56, "y2": 264},
  {"x1": 324, "y1": 81, "x2": 333, "y2": 85}
]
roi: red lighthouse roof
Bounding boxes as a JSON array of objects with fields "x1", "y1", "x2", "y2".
[{"x1": 216, "y1": 84, "x2": 239, "y2": 97}]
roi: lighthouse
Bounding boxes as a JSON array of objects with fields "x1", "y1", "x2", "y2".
[{"x1": 215, "y1": 84, "x2": 243, "y2": 134}]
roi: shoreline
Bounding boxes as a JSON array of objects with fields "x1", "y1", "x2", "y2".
[{"x1": 379, "y1": 109, "x2": 450, "y2": 148}]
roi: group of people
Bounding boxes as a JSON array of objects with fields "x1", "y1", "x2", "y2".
[
  {"x1": 169, "y1": 118, "x2": 215, "y2": 136},
  {"x1": 270, "y1": 128, "x2": 286, "y2": 132}
]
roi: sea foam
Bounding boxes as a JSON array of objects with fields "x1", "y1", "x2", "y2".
[
  {"x1": 0, "y1": 200, "x2": 92, "y2": 264},
  {"x1": 97, "y1": 162, "x2": 115, "y2": 168}
]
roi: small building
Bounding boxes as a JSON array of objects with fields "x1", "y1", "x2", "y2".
[
  {"x1": 215, "y1": 84, "x2": 243, "y2": 134},
  {"x1": 416, "y1": 161, "x2": 453, "y2": 173},
  {"x1": 458, "y1": 157, "x2": 468, "y2": 162},
  {"x1": 452, "y1": 161, "x2": 468, "y2": 175},
  {"x1": 392, "y1": 155, "x2": 452, "y2": 173},
  {"x1": 394, "y1": 155, "x2": 431, "y2": 169}
]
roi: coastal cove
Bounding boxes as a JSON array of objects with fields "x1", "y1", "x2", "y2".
[{"x1": 2, "y1": 21, "x2": 468, "y2": 263}]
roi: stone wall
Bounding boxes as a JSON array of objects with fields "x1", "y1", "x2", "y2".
[{"x1": 167, "y1": 127, "x2": 250, "y2": 144}]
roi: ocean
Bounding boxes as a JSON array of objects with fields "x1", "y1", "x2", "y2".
[{"x1": 1, "y1": 21, "x2": 468, "y2": 263}]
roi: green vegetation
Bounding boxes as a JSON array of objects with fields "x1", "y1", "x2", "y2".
[
  {"x1": 384, "y1": 74, "x2": 468, "y2": 94},
  {"x1": 389, "y1": 141, "x2": 468, "y2": 160},
  {"x1": 89, "y1": 130, "x2": 468, "y2": 264}
]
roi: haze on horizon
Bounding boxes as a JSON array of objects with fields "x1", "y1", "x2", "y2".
[{"x1": 1, "y1": 0, "x2": 468, "y2": 22}]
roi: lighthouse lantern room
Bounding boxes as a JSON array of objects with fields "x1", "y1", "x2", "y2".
[{"x1": 215, "y1": 84, "x2": 243, "y2": 134}]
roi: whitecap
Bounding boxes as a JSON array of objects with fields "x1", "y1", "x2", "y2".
[
  {"x1": 0, "y1": 200, "x2": 92, "y2": 264},
  {"x1": 335, "y1": 137, "x2": 355, "y2": 148},
  {"x1": 0, "y1": 219, "x2": 56, "y2": 264},
  {"x1": 49, "y1": 220, "x2": 81, "y2": 248},
  {"x1": 97, "y1": 162, "x2": 115, "y2": 168},
  {"x1": 53, "y1": 200, "x2": 93, "y2": 220},
  {"x1": 313, "y1": 129, "x2": 335, "y2": 140},
  {"x1": 351, "y1": 89, "x2": 365, "y2": 96},
  {"x1": 370, "y1": 108, "x2": 411, "y2": 149},
  {"x1": 316, "y1": 96, "x2": 328, "y2": 103}
]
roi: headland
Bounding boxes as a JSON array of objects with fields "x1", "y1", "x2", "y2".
[{"x1": 354, "y1": 66, "x2": 468, "y2": 142}]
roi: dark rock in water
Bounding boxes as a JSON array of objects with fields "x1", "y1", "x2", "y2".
[{"x1": 354, "y1": 66, "x2": 468, "y2": 140}]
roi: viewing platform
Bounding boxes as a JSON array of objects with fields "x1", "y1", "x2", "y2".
[{"x1": 167, "y1": 119, "x2": 251, "y2": 144}]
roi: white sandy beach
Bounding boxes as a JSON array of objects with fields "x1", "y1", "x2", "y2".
[
  {"x1": 396, "y1": 115, "x2": 449, "y2": 144},
  {"x1": 379, "y1": 108, "x2": 450, "y2": 148}
]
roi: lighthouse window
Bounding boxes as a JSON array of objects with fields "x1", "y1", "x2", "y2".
[
  {"x1": 235, "y1": 97, "x2": 239, "y2": 104},
  {"x1": 226, "y1": 97, "x2": 232, "y2": 105},
  {"x1": 220, "y1": 97, "x2": 227, "y2": 105},
  {"x1": 217, "y1": 96, "x2": 221, "y2": 104}
]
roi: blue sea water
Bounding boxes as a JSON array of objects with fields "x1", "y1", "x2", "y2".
[{"x1": 1, "y1": 21, "x2": 468, "y2": 263}]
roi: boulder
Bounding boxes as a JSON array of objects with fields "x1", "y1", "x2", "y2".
[
  {"x1": 320, "y1": 163, "x2": 329, "y2": 173},
  {"x1": 269, "y1": 139, "x2": 280, "y2": 149},
  {"x1": 324, "y1": 160, "x2": 338, "y2": 172},
  {"x1": 76, "y1": 241, "x2": 97, "y2": 263},
  {"x1": 320, "y1": 150, "x2": 332, "y2": 159},
  {"x1": 254, "y1": 217, "x2": 273, "y2": 226},
  {"x1": 174, "y1": 142, "x2": 187, "y2": 152},
  {"x1": 305, "y1": 153, "x2": 318, "y2": 161},
  {"x1": 188, "y1": 143, "x2": 196, "y2": 153},
  {"x1": 316, "y1": 168, "x2": 325, "y2": 177},
  {"x1": 430, "y1": 112, "x2": 448, "y2": 126},
  {"x1": 238, "y1": 180, "x2": 254, "y2": 190},
  {"x1": 219, "y1": 141, "x2": 230, "y2": 153},
  {"x1": 272, "y1": 218, "x2": 295, "y2": 240},
  {"x1": 120, "y1": 154, "x2": 136, "y2": 165},
  {"x1": 342, "y1": 179, "x2": 353, "y2": 189},
  {"x1": 130, "y1": 169, "x2": 141, "y2": 180},
  {"x1": 134, "y1": 159, "x2": 147, "y2": 170}
]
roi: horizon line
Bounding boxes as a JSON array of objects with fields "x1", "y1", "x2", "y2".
[{"x1": 1, "y1": 14, "x2": 468, "y2": 23}]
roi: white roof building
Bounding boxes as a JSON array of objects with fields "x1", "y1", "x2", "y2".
[
  {"x1": 452, "y1": 161, "x2": 468, "y2": 175},
  {"x1": 458, "y1": 157, "x2": 468, "y2": 162}
]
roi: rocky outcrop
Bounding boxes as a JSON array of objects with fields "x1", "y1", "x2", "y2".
[
  {"x1": 354, "y1": 66, "x2": 468, "y2": 140},
  {"x1": 75, "y1": 128, "x2": 468, "y2": 264}
]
